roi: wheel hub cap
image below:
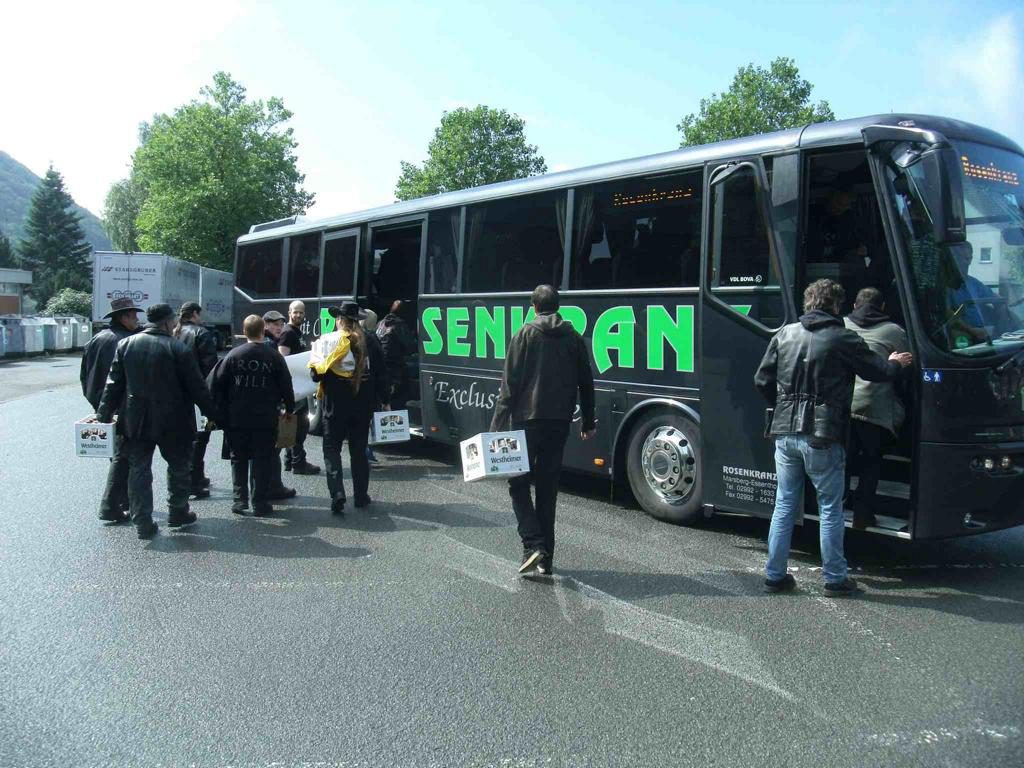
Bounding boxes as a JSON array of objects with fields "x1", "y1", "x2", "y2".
[{"x1": 640, "y1": 426, "x2": 697, "y2": 505}]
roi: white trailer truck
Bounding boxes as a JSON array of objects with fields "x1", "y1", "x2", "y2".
[{"x1": 92, "y1": 252, "x2": 234, "y2": 347}]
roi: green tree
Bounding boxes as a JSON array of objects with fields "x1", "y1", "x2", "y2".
[
  {"x1": 395, "y1": 106, "x2": 547, "y2": 201},
  {"x1": 102, "y1": 176, "x2": 144, "y2": 252},
  {"x1": 43, "y1": 287, "x2": 92, "y2": 316},
  {"x1": 0, "y1": 231, "x2": 17, "y2": 268},
  {"x1": 17, "y1": 166, "x2": 92, "y2": 306},
  {"x1": 131, "y1": 72, "x2": 314, "y2": 270},
  {"x1": 677, "y1": 57, "x2": 834, "y2": 147}
]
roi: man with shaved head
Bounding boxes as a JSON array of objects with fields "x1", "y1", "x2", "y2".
[{"x1": 276, "y1": 300, "x2": 320, "y2": 475}]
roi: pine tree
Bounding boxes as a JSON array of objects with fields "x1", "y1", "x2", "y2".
[
  {"x1": 0, "y1": 231, "x2": 17, "y2": 268},
  {"x1": 17, "y1": 166, "x2": 92, "y2": 306}
]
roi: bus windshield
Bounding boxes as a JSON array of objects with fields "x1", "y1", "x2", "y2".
[{"x1": 889, "y1": 141, "x2": 1024, "y2": 356}]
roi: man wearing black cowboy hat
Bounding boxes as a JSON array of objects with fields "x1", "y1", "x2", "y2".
[
  {"x1": 97, "y1": 303, "x2": 222, "y2": 540},
  {"x1": 80, "y1": 297, "x2": 143, "y2": 524},
  {"x1": 311, "y1": 301, "x2": 389, "y2": 513}
]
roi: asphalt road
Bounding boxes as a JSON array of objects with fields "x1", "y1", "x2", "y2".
[{"x1": 1, "y1": 354, "x2": 1022, "y2": 767}]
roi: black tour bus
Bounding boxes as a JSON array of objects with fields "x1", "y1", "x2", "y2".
[{"x1": 233, "y1": 114, "x2": 1024, "y2": 541}]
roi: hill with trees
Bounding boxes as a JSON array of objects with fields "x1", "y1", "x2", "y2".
[{"x1": 0, "y1": 151, "x2": 111, "y2": 252}]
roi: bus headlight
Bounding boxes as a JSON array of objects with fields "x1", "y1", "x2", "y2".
[
  {"x1": 1000, "y1": 456, "x2": 1013, "y2": 470},
  {"x1": 983, "y1": 457, "x2": 996, "y2": 471}
]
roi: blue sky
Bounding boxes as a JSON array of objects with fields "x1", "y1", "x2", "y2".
[{"x1": 2, "y1": 1, "x2": 1021, "y2": 221}]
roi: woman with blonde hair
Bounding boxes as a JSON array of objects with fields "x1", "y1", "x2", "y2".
[{"x1": 309, "y1": 302, "x2": 388, "y2": 514}]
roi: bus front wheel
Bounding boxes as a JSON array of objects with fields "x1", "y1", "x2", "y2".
[{"x1": 625, "y1": 410, "x2": 703, "y2": 524}]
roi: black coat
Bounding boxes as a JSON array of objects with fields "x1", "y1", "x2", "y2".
[
  {"x1": 490, "y1": 311, "x2": 596, "y2": 431},
  {"x1": 754, "y1": 310, "x2": 901, "y2": 444},
  {"x1": 177, "y1": 320, "x2": 218, "y2": 378},
  {"x1": 208, "y1": 341, "x2": 295, "y2": 432},
  {"x1": 311, "y1": 331, "x2": 389, "y2": 423},
  {"x1": 97, "y1": 325, "x2": 220, "y2": 443},
  {"x1": 376, "y1": 313, "x2": 417, "y2": 383},
  {"x1": 80, "y1": 322, "x2": 136, "y2": 410}
]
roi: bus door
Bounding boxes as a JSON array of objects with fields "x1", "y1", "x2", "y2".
[
  {"x1": 700, "y1": 159, "x2": 794, "y2": 517},
  {"x1": 317, "y1": 227, "x2": 360, "y2": 335},
  {"x1": 364, "y1": 216, "x2": 426, "y2": 424}
]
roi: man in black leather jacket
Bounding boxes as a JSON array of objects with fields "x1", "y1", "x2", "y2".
[
  {"x1": 97, "y1": 303, "x2": 221, "y2": 540},
  {"x1": 376, "y1": 300, "x2": 418, "y2": 410},
  {"x1": 754, "y1": 279, "x2": 912, "y2": 597},
  {"x1": 175, "y1": 301, "x2": 219, "y2": 498},
  {"x1": 80, "y1": 297, "x2": 142, "y2": 523}
]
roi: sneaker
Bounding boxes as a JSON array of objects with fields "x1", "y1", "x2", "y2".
[
  {"x1": 518, "y1": 550, "x2": 543, "y2": 575},
  {"x1": 168, "y1": 511, "x2": 198, "y2": 529},
  {"x1": 764, "y1": 573, "x2": 796, "y2": 594},
  {"x1": 824, "y1": 578, "x2": 861, "y2": 598},
  {"x1": 253, "y1": 504, "x2": 274, "y2": 518},
  {"x1": 536, "y1": 558, "x2": 554, "y2": 577},
  {"x1": 266, "y1": 487, "x2": 297, "y2": 501},
  {"x1": 190, "y1": 488, "x2": 211, "y2": 500},
  {"x1": 331, "y1": 497, "x2": 346, "y2": 515},
  {"x1": 291, "y1": 462, "x2": 321, "y2": 476},
  {"x1": 231, "y1": 501, "x2": 249, "y2": 516},
  {"x1": 354, "y1": 495, "x2": 371, "y2": 508},
  {"x1": 136, "y1": 521, "x2": 159, "y2": 540}
]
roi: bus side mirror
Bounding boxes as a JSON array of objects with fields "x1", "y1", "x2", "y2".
[{"x1": 920, "y1": 146, "x2": 966, "y2": 245}]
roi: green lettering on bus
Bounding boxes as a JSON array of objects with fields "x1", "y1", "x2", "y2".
[
  {"x1": 474, "y1": 305, "x2": 506, "y2": 359},
  {"x1": 592, "y1": 306, "x2": 636, "y2": 374},
  {"x1": 446, "y1": 306, "x2": 471, "y2": 357},
  {"x1": 647, "y1": 305, "x2": 694, "y2": 372},
  {"x1": 560, "y1": 305, "x2": 588, "y2": 336},
  {"x1": 319, "y1": 308, "x2": 336, "y2": 334},
  {"x1": 421, "y1": 306, "x2": 443, "y2": 355},
  {"x1": 509, "y1": 305, "x2": 536, "y2": 336}
]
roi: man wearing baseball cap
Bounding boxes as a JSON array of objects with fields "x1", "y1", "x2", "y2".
[
  {"x1": 80, "y1": 297, "x2": 143, "y2": 524},
  {"x1": 97, "y1": 303, "x2": 222, "y2": 540}
]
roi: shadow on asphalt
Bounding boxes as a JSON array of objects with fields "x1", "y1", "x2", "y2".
[{"x1": 144, "y1": 515, "x2": 371, "y2": 559}]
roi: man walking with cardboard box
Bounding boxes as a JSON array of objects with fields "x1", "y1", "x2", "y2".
[
  {"x1": 491, "y1": 285, "x2": 596, "y2": 576},
  {"x1": 97, "y1": 303, "x2": 221, "y2": 540},
  {"x1": 80, "y1": 297, "x2": 142, "y2": 524}
]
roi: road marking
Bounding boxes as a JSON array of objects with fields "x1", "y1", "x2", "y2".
[
  {"x1": 865, "y1": 721, "x2": 1020, "y2": 747},
  {"x1": 442, "y1": 538, "x2": 792, "y2": 700},
  {"x1": 813, "y1": 596, "x2": 902, "y2": 662}
]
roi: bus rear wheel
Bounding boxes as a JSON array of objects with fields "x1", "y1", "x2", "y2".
[{"x1": 625, "y1": 410, "x2": 703, "y2": 524}]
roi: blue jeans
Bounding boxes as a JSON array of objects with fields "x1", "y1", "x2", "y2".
[{"x1": 766, "y1": 434, "x2": 848, "y2": 584}]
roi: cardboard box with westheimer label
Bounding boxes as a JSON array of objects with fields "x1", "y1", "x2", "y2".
[
  {"x1": 460, "y1": 430, "x2": 529, "y2": 482},
  {"x1": 371, "y1": 409, "x2": 411, "y2": 444},
  {"x1": 74, "y1": 417, "x2": 116, "y2": 458}
]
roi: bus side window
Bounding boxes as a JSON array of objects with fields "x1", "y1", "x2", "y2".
[
  {"x1": 288, "y1": 233, "x2": 321, "y2": 298},
  {"x1": 463, "y1": 192, "x2": 566, "y2": 293},
  {"x1": 708, "y1": 165, "x2": 782, "y2": 327},
  {"x1": 570, "y1": 169, "x2": 702, "y2": 291},
  {"x1": 426, "y1": 208, "x2": 460, "y2": 293},
  {"x1": 237, "y1": 238, "x2": 284, "y2": 298}
]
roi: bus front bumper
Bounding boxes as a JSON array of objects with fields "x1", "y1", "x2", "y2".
[{"x1": 915, "y1": 441, "x2": 1024, "y2": 539}]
